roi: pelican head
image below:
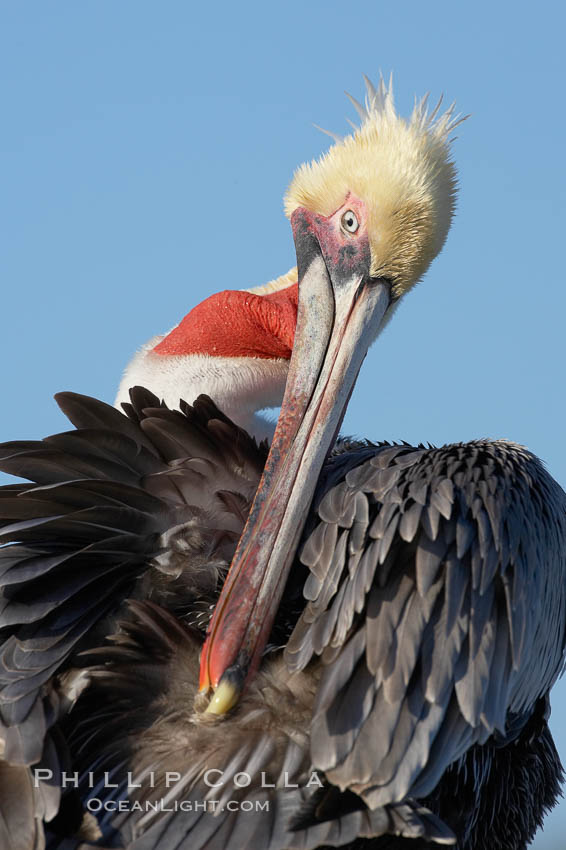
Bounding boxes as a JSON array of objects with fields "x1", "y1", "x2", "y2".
[
  {"x1": 200, "y1": 76, "x2": 465, "y2": 712},
  {"x1": 285, "y1": 76, "x2": 460, "y2": 300}
]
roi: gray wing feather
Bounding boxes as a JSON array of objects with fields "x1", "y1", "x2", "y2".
[{"x1": 286, "y1": 439, "x2": 566, "y2": 809}]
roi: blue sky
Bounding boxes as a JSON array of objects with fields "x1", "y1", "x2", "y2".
[{"x1": 1, "y1": 2, "x2": 565, "y2": 846}]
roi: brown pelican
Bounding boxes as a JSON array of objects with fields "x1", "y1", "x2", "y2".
[{"x1": 0, "y1": 78, "x2": 564, "y2": 850}]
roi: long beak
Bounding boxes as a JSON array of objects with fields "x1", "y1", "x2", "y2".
[{"x1": 199, "y1": 207, "x2": 391, "y2": 713}]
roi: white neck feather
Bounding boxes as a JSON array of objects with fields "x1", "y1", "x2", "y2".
[{"x1": 115, "y1": 334, "x2": 289, "y2": 442}]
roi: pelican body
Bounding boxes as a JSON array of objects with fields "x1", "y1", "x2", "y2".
[{"x1": 0, "y1": 78, "x2": 564, "y2": 850}]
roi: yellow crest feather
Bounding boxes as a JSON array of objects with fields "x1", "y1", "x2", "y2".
[{"x1": 284, "y1": 76, "x2": 463, "y2": 297}]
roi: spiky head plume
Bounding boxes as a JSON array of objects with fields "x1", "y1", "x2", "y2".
[{"x1": 284, "y1": 76, "x2": 463, "y2": 297}]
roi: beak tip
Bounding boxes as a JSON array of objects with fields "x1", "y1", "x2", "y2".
[
  {"x1": 205, "y1": 681, "x2": 240, "y2": 714},
  {"x1": 203, "y1": 663, "x2": 246, "y2": 715}
]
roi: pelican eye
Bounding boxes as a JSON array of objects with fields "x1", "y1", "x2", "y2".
[{"x1": 341, "y1": 210, "x2": 359, "y2": 234}]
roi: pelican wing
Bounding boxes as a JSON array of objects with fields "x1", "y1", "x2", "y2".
[
  {"x1": 286, "y1": 440, "x2": 566, "y2": 808},
  {"x1": 0, "y1": 391, "x2": 266, "y2": 764}
]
